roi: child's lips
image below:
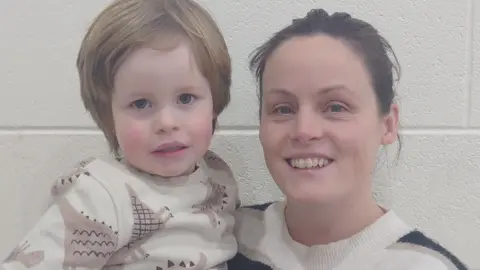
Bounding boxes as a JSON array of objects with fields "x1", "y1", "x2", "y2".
[
  {"x1": 155, "y1": 145, "x2": 186, "y2": 152},
  {"x1": 154, "y1": 141, "x2": 187, "y2": 152},
  {"x1": 151, "y1": 146, "x2": 188, "y2": 157}
]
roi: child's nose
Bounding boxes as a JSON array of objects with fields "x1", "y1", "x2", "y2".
[{"x1": 153, "y1": 109, "x2": 179, "y2": 133}]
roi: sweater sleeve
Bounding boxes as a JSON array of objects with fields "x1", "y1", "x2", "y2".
[{"x1": 1, "y1": 161, "x2": 122, "y2": 270}]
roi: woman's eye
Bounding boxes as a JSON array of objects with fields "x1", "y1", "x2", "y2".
[
  {"x1": 132, "y1": 99, "x2": 152, "y2": 109},
  {"x1": 273, "y1": 105, "x2": 293, "y2": 115},
  {"x1": 178, "y1": 94, "x2": 196, "y2": 104},
  {"x1": 328, "y1": 103, "x2": 346, "y2": 113}
]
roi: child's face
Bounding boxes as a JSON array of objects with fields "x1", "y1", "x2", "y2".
[{"x1": 111, "y1": 38, "x2": 215, "y2": 177}]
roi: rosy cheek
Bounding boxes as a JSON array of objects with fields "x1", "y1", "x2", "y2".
[
  {"x1": 116, "y1": 122, "x2": 147, "y2": 152},
  {"x1": 197, "y1": 121, "x2": 213, "y2": 144},
  {"x1": 205, "y1": 120, "x2": 213, "y2": 136},
  {"x1": 192, "y1": 111, "x2": 214, "y2": 136}
]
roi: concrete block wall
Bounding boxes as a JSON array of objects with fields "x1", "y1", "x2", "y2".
[{"x1": 0, "y1": 0, "x2": 479, "y2": 268}]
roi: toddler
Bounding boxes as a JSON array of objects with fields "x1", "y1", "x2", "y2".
[{"x1": 1, "y1": 0, "x2": 238, "y2": 269}]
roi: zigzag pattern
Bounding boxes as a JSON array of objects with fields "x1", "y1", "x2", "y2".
[
  {"x1": 72, "y1": 250, "x2": 114, "y2": 258},
  {"x1": 72, "y1": 230, "x2": 109, "y2": 238},
  {"x1": 70, "y1": 240, "x2": 115, "y2": 247}
]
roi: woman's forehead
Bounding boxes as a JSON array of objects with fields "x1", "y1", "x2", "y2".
[{"x1": 262, "y1": 35, "x2": 372, "y2": 95}]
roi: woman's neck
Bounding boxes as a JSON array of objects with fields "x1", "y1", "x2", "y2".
[{"x1": 284, "y1": 193, "x2": 384, "y2": 246}]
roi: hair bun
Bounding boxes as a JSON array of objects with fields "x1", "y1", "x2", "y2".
[
  {"x1": 306, "y1": 8, "x2": 330, "y2": 20},
  {"x1": 331, "y1": 12, "x2": 352, "y2": 20}
]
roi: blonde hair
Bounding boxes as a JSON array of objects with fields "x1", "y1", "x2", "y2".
[{"x1": 77, "y1": 0, "x2": 231, "y2": 154}]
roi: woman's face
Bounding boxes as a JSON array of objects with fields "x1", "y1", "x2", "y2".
[{"x1": 259, "y1": 34, "x2": 399, "y2": 204}]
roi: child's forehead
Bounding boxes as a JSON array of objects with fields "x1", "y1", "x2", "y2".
[
  {"x1": 113, "y1": 42, "x2": 208, "y2": 97},
  {"x1": 129, "y1": 42, "x2": 193, "y2": 69},
  {"x1": 116, "y1": 42, "x2": 196, "y2": 77}
]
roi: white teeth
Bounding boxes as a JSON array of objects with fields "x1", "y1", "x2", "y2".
[
  {"x1": 306, "y1": 158, "x2": 312, "y2": 168},
  {"x1": 289, "y1": 158, "x2": 331, "y2": 169},
  {"x1": 323, "y1": 159, "x2": 329, "y2": 166}
]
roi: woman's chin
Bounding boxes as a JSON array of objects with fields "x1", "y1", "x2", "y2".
[{"x1": 283, "y1": 184, "x2": 342, "y2": 205}]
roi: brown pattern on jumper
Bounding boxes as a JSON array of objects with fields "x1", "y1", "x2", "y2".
[
  {"x1": 3, "y1": 241, "x2": 44, "y2": 268},
  {"x1": 203, "y1": 151, "x2": 234, "y2": 178},
  {"x1": 155, "y1": 252, "x2": 207, "y2": 270},
  {"x1": 104, "y1": 184, "x2": 173, "y2": 268},
  {"x1": 190, "y1": 151, "x2": 234, "y2": 228},
  {"x1": 56, "y1": 195, "x2": 119, "y2": 269},
  {"x1": 192, "y1": 177, "x2": 229, "y2": 228},
  {"x1": 51, "y1": 158, "x2": 95, "y2": 196}
]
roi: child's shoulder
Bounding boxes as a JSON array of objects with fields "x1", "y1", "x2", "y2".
[
  {"x1": 50, "y1": 155, "x2": 130, "y2": 197},
  {"x1": 201, "y1": 150, "x2": 238, "y2": 199},
  {"x1": 50, "y1": 156, "x2": 98, "y2": 196},
  {"x1": 202, "y1": 150, "x2": 233, "y2": 173}
]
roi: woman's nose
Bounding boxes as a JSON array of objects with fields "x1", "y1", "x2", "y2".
[{"x1": 291, "y1": 108, "x2": 324, "y2": 143}]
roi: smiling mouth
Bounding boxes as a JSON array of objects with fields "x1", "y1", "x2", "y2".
[{"x1": 286, "y1": 157, "x2": 333, "y2": 169}]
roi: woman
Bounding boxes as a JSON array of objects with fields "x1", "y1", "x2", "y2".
[{"x1": 227, "y1": 9, "x2": 468, "y2": 270}]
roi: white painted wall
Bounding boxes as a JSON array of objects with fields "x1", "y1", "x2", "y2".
[{"x1": 0, "y1": 0, "x2": 479, "y2": 268}]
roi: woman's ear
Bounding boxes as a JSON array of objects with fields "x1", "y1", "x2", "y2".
[{"x1": 381, "y1": 103, "x2": 399, "y2": 145}]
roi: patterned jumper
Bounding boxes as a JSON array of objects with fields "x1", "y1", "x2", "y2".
[{"x1": 1, "y1": 150, "x2": 238, "y2": 270}]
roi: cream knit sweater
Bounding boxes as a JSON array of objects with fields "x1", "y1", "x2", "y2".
[{"x1": 227, "y1": 202, "x2": 468, "y2": 270}]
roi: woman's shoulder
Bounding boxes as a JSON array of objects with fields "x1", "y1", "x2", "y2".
[
  {"x1": 381, "y1": 229, "x2": 468, "y2": 270},
  {"x1": 228, "y1": 204, "x2": 469, "y2": 270}
]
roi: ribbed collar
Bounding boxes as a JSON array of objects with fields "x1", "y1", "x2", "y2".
[{"x1": 261, "y1": 201, "x2": 412, "y2": 269}]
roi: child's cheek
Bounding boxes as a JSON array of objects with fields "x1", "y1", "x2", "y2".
[{"x1": 117, "y1": 122, "x2": 148, "y2": 153}]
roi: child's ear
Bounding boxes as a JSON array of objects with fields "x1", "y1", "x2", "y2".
[{"x1": 381, "y1": 103, "x2": 399, "y2": 145}]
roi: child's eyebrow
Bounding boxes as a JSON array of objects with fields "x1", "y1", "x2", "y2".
[
  {"x1": 121, "y1": 90, "x2": 155, "y2": 100},
  {"x1": 176, "y1": 85, "x2": 201, "y2": 92}
]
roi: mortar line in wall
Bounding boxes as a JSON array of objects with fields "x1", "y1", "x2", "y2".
[
  {"x1": 1, "y1": 125, "x2": 479, "y2": 131},
  {"x1": 2, "y1": 127, "x2": 480, "y2": 136},
  {"x1": 0, "y1": 129, "x2": 261, "y2": 136},
  {"x1": 465, "y1": 0, "x2": 474, "y2": 127},
  {"x1": 0, "y1": 126, "x2": 259, "y2": 135},
  {"x1": 400, "y1": 128, "x2": 480, "y2": 135},
  {"x1": 0, "y1": 125, "x2": 258, "y2": 132}
]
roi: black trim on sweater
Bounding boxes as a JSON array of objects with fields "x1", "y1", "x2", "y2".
[
  {"x1": 397, "y1": 230, "x2": 468, "y2": 270},
  {"x1": 227, "y1": 203, "x2": 274, "y2": 270},
  {"x1": 227, "y1": 252, "x2": 272, "y2": 270},
  {"x1": 242, "y1": 202, "x2": 273, "y2": 211}
]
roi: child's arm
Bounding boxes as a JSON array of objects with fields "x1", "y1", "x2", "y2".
[
  {"x1": 201, "y1": 150, "x2": 240, "y2": 269},
  {"x1": 1, "y1": 162, "x2": 123, "y2": 269}
]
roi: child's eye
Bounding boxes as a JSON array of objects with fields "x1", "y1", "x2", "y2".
[
  {"x1": 178, "y1": 94, "x2": 196, "y2": 104},
  {"x1": 132, "y1": 99, "x2": 152, "y2": 109}
]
